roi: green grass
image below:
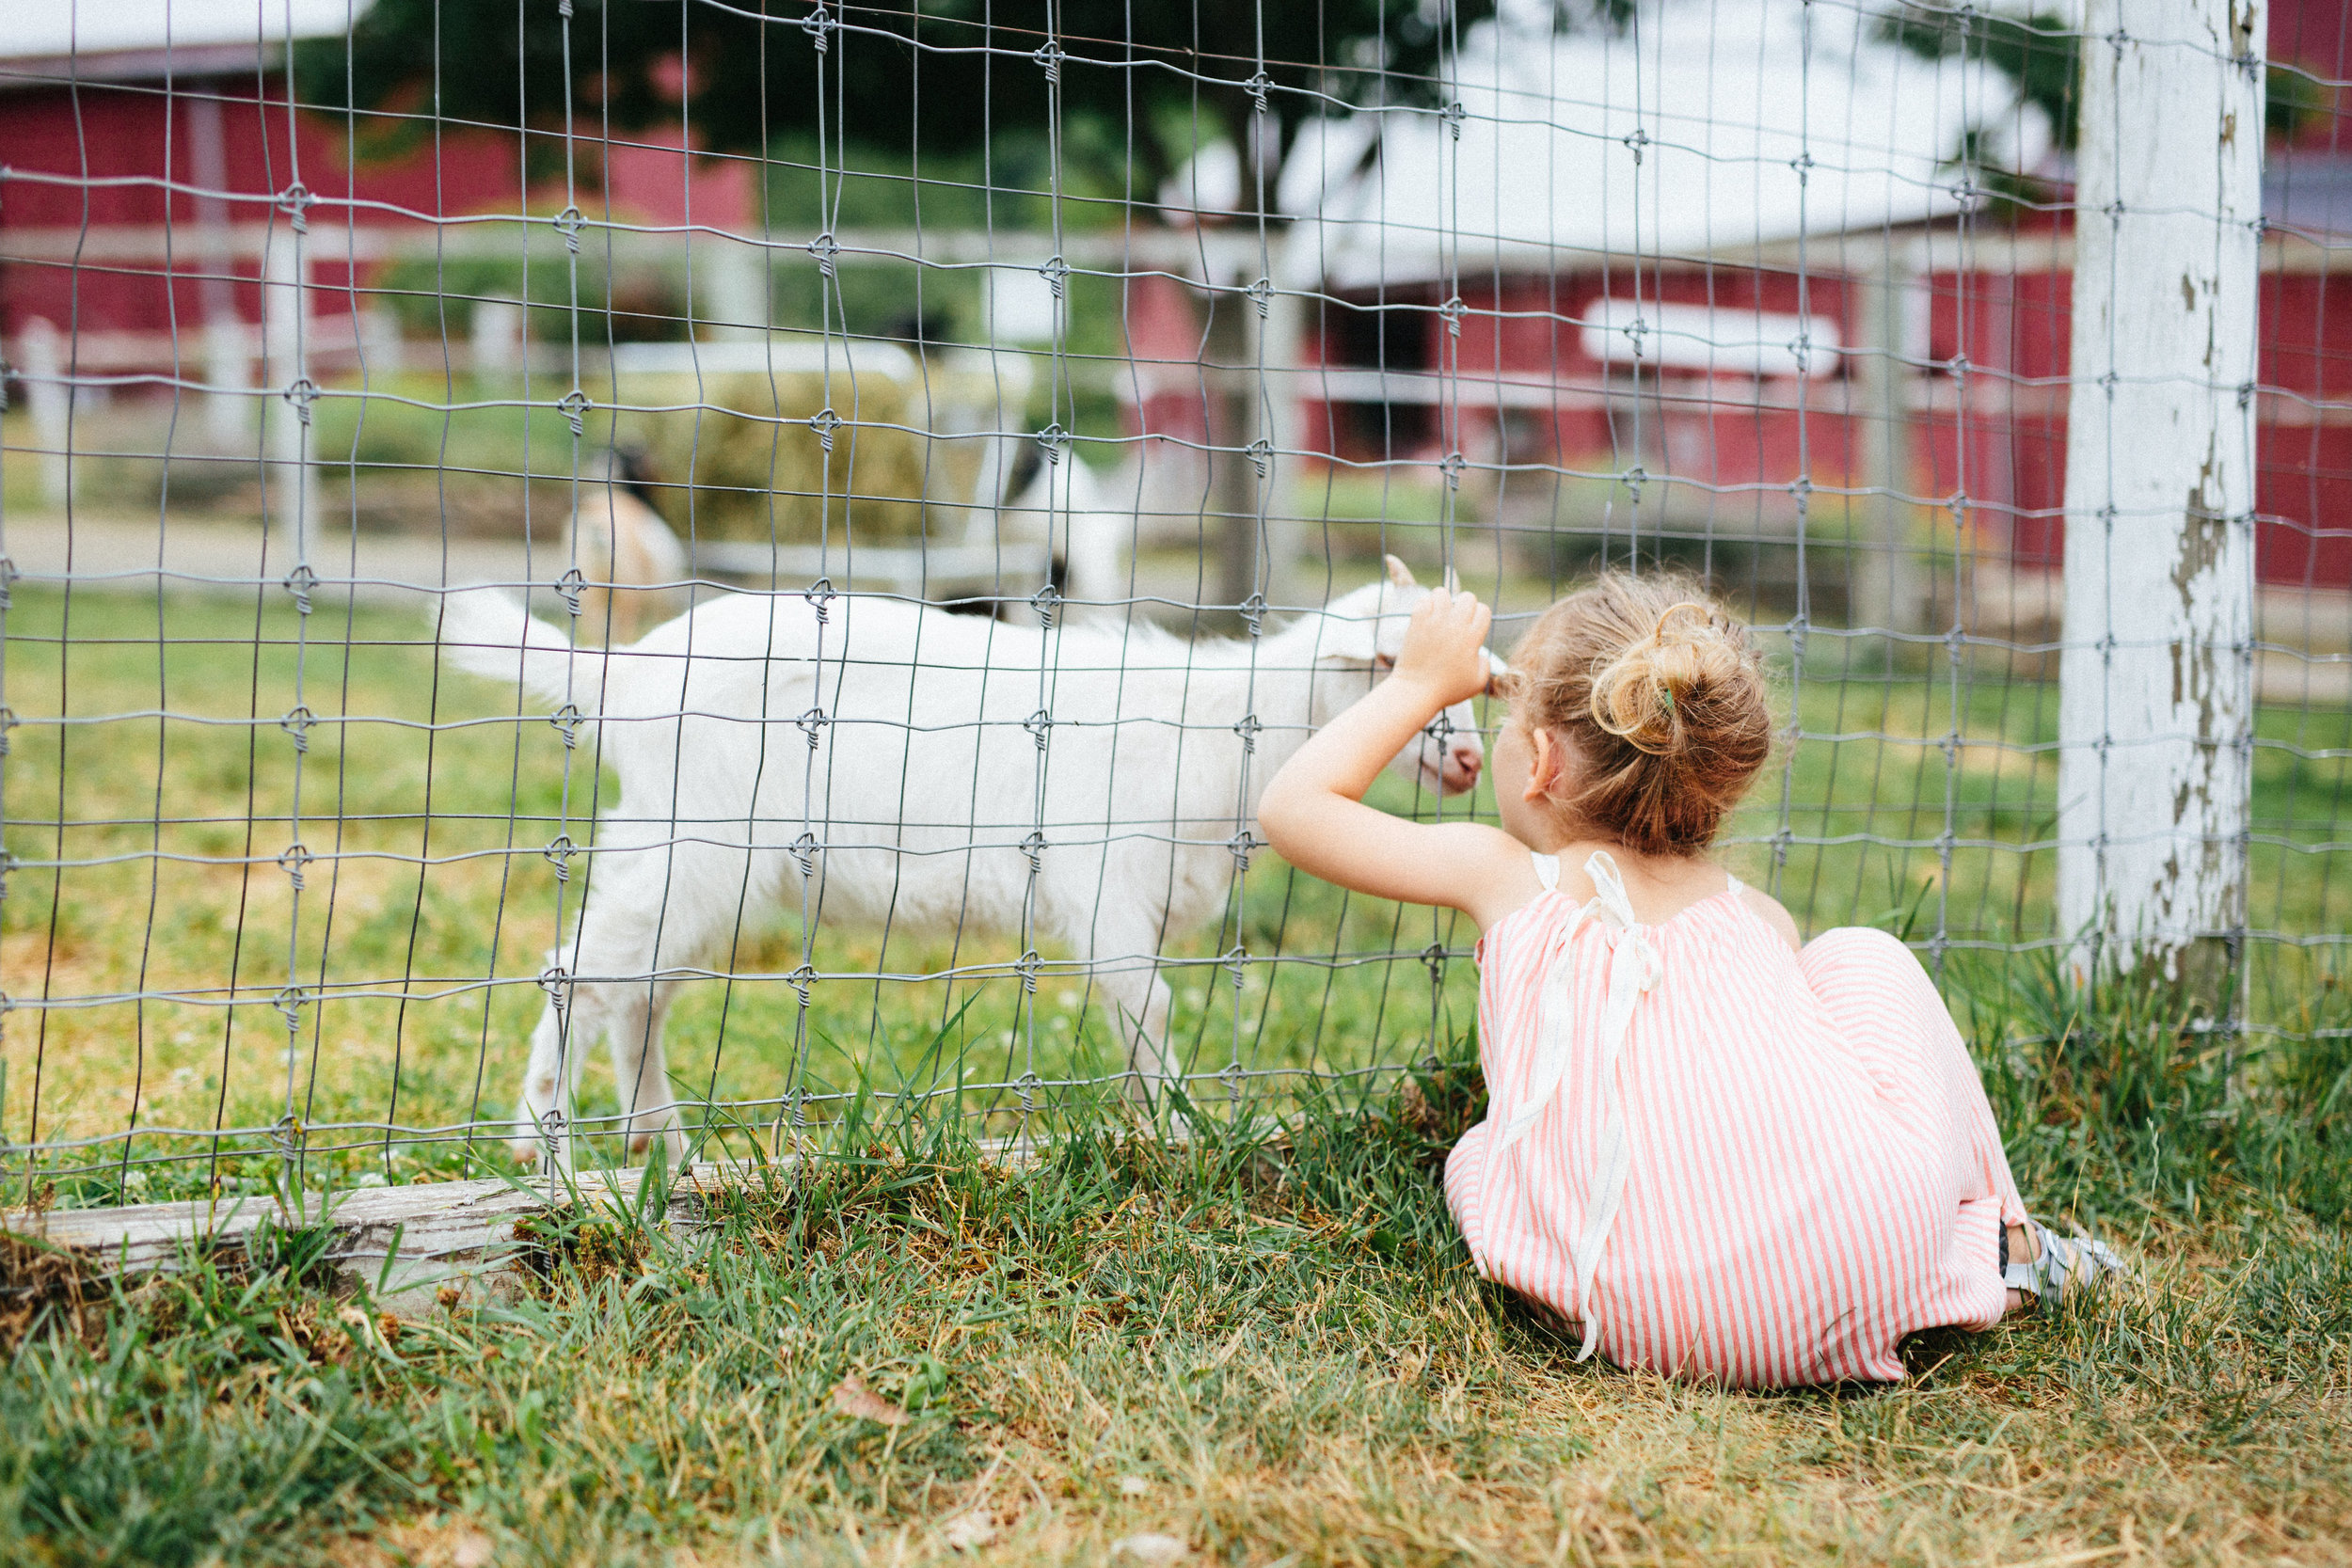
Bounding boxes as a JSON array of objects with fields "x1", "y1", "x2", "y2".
[
  {"x1": 3, "y1": 585, "x2": 2346, "y2": 1203},
  {"x1": 2, "y1": 980, "x2": 2348, "y2": 1566},
  {"x1": 3, "y1": 577, "x2": 2349, "y2": 1561}
]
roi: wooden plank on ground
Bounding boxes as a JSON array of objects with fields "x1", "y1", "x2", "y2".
[{"x1": 1, "y1": 1133, "x2": 1062, "y2": 1315}]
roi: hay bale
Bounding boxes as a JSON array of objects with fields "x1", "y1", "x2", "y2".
[{"x1": 617, "y1": 370, "x2": 997, "y2": 544}]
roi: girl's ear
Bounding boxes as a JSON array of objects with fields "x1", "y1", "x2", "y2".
[{"x1": 1525, "y1": 726, "x2": 1565, "y2": 803}]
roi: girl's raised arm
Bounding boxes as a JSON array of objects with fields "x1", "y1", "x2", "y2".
[{"x1": 1258, "y1": 588, "x2": 1538, "y2": 929}]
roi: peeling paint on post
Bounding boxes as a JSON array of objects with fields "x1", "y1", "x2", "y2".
[{"x1": 2057, "y1": 0, "x2": 2262, "y2": 996}]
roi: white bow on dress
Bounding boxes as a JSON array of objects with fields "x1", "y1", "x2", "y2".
[{"x1": 1493, "y1": 848, "x2": 1663, "y2": 1361}]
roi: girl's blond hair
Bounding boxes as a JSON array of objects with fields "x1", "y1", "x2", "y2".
[{"x1": 1503, "y1": 573, "x2": 1772, "y2": 856}]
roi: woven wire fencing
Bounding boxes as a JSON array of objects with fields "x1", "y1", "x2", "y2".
[{"x1": 0, "y1": 0, "x2": 2344, "y2": 1204}]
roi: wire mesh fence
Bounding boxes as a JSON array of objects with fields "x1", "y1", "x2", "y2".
[{"x1": 1, "y1": 0, "x2": 2345, "y2": 1205}]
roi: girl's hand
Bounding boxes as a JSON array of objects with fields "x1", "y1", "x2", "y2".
[{"x1": 1391, "y1": 587, "x2": 1493, "y2": 708}]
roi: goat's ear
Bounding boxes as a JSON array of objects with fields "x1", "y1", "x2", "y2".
[{"x1": 1383, "y1": 554, "x2": 1417, "y2": 589}]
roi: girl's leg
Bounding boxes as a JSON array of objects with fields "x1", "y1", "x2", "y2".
[
  {"x1": 1799, "y1": 927, "x2": 2028, "y2": 1233},
  {"x1": 1443, "y1": 1122, "x2": 1493, "y2": 1268}
]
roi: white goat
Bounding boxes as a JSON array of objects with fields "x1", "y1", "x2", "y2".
[{"x1": 435, "y1": 557, "x2": 1485, "y2": 1164}]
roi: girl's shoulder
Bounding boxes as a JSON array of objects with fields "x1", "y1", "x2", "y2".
[{"x1": 1735, "y1": 884, "x2": 1804, "y2": 954}]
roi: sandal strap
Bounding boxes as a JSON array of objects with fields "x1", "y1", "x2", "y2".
[{"x1": 2009, "y1": 1220, "x2": 2129, "y2": 1307}]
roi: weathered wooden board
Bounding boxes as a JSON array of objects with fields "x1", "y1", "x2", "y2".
[
  {"x1": 2, "y1": 1135, "x2": 1058, "y2": 1316},
  {"x1": 2, "y1": 1164, "x2": 734, "y2": 1313}
]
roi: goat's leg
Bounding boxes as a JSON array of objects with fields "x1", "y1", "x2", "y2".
[
  {"x1": 511, "y1": 944, "x2": 596, "y2": 1167},
  {"x1": 592, "y1": 838, "x2": 767, "y2": 1163},
  {"x1": 607, "y1": 977, "x2": 685, "y2": 1162}
]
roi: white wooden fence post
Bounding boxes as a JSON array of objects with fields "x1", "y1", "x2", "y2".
[
  {"x1": 1851, "y1": 242, "x2": 1926, "y2": 641},
  {"x1": 18, "y1": 319, "x2": 72, "y2": 509},
  {"x1": 262, "y1": 214, "x2": 320, "y2": 561},
  {"x1": 2057, "y1": 0, "x2": 2263, "y2": 994}
]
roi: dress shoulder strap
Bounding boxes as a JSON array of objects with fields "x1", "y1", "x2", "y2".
[{"x1": 1532, "y1": 851, "x2": 1561, "y2": 892}]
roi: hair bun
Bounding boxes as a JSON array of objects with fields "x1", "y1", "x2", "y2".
[{"x1": 1588, "y1": 602, "x2": 1728, "y2": 755}]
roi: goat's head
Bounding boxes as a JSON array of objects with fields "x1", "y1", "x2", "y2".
[{"x1": 1305, "y1": 555, "x2": 1486, "y2": 797}]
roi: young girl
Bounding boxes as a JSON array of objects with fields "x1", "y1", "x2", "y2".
[{"x1": 1258, "y1": 573, "x2": 2122, "y2": 1387}]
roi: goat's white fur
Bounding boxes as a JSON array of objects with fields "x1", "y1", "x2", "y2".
[{"x1": 434, "y1": 557, "x2": 1483, "y2": 1164}]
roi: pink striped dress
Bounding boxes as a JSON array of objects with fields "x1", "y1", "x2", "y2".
[{"x1": 1444, "y1": 849, "x2": 2027, "y2": 1386}]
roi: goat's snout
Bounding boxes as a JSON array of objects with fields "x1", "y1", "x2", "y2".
[{"x1": 1440, "y1": 736, "x2": 1484, "y2": 795}]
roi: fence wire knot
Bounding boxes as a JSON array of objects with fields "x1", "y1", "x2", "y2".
[
  {"x1": 805, "y1": 577, "x2": 835, "y2": 621},
  {"x1": 1017, "y1": 949, "x2": 1043, "y2": 993},
  {"x1": 551, "y1": 704, "x2": 584, "y2": 749},
  {"x1": 1440, "y1": 450, "x2": 1466, "y2": 490},
  {"x1": 1421, "y1": 942, "x2": 1448, "y2": 985},
  {"x1": 278, "y1": 844, "x2": 311, "y2": 892},
  {"x1": 1248, "y1": 437, "x2": 1272, "y2": 479},
  {"x1": 1246, "y1": 72, "x2": 1274, "y2": 116},
  {"x1": 277, "y1": 182, "x2": 311, "y2": 233},
  {"x1": 786, "y1": 965, "x2": 818, "y2": 1006},
  {"x1": 1036, "y1": 422, "x2": 1069, "y2": 464},
  {"x1": 1444, "y1": 100, "x2": 1466, "y2": 140},
  {"x1": 279, "y1": 705, "x2": 314, "y2": 752},
  {"x1": 0, "y1": 554, "x2": 14, "y2": 609},
  {"x1": 544, "y1": 834, "x2": 577, "y2": 882},
  {"x1": 1041, "y1": 255, "x2": 1069, "y2": 299},
  {"x1": 553, "y1": 205, "x2": 583, "y2": 253},
  {"x1": 1238, "y1": 593, "x2": 1267, "y2": 636},
  {"x1": 1246, "y1": 276, "x2": 1274, "y2": 318},
  {"x1": 1623, "y1": 126, "x2": 1649, "y2": 163},
  {"x1": 810, "y1": 406, "x2": 841, "y2": 451},
  {"x1": 1025, "y1": 707, "x2": 1054, "y2": 749},
  {"x1": 557, "y1": 566, "x2": 585, "y2": 618},
  {"x1": 538, "y1": 964, "x2": 570, "y2": 1009},
  {"x1": 274, "y1": 986, "x2": 306, "y2": 1031},
  {"x1": 1030, "y1": 582, "x2": 1061, "y2": 626},
  {"x1": 1228, "y1": 830, "x2": 1263, "y2": 872},
  {"x1": 1020, "y1": 831, "x2": 1047, "y2": 874},
  {"x1": 1015, "y1": 1069, "x2": 1041, "y2": 1114},
  {"x1": 283, "y1": 376, "x2": 318, "y2": 426},
  {"x1": 1033, "y1": 40, "x2": 1064, "y2": 82},
  {"x1": 802, "y1": 4, "x2": 833, "y2": 51},
  {"x1": 1232, "y1": 713, "x2": 1262, "y2": 752},
  {"x1": 790, "y1": 832, "x2": 820, "y2": 879},
  {"x1": 1438, "y1": 294, "x2": 1466, "y2": 337},
  {"x1": 282, "y1": 563, "x2": 317, "y2": 615},
  {"x1": 809, "y1": 230, "x2": 839, "y2": 277},
  {"x1": 559, "y1": 388, "x2": 591, "y2": 436},
  {"x1": 796, "y1": 706, "x2": 828, "y2": 749}
]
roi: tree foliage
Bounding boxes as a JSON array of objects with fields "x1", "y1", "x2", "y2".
[{"x1": 304, "y1": 0, "x2": 1500, "y2": 204}]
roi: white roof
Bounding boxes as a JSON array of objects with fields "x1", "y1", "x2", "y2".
[
  {"x1": 3, "y1": 1, "x2": 367, "y2": 62},
  {"x1": 1277, "y1": 0, "x2": 2054, "y2": 284}
]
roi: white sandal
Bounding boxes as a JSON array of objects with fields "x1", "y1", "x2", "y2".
[{"x1": 2002, "y1": 1219, "x2": 2129, "y2": 1308}]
